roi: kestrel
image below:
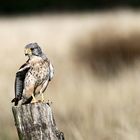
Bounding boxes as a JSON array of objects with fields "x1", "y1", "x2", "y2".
[{"x1": 11, "y1": 43, "x2": 54, "y2": 105}]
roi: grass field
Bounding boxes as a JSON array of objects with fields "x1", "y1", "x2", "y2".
[{"x1": 0, "y1": 9, "x2": 140, "y2": 140}]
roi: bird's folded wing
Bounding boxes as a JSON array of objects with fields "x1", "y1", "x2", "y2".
[{"x1": 12, "y1": 61, "x2": 30, "y2": 105}]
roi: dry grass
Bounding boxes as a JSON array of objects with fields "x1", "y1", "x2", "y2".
[{"x1": 0, "y1": 9, "x2": 140, "y2": 140}]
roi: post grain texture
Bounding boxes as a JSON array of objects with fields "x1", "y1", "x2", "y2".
[{"x1": 12, "y1": 103, "x2": 64, "y2": 140}]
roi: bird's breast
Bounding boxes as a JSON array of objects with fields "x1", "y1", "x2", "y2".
[{"x1": 30, "y1": 62, "x2": 49, "y2": 82}]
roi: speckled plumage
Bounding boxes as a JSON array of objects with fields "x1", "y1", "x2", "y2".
[{"x1": 11, "y1": 43, "x2": 54, "y2": 106}]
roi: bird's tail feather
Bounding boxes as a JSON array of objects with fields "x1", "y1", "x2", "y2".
[
  {"x1": 11, "y1": 96, "x2": 33, "y2": 106},
  {"x1": 22, "y1": 97, "x2": 33, "y2": 105}
]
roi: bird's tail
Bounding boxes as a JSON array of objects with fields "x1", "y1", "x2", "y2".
[
  {"x1": 11, "y1": 96, "x2": 33, "y2": 106},
  {"x1": 22, "y1": 96, "x2": 33, "y2": 105}
]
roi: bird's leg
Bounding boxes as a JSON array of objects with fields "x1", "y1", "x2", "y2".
[
  {"x1": 40, "y1": 81, "x2": 49, "y2": 102},
  {"x1": 41, "y1": 91, "x2": 44, "y2": 102},
  {"x1": 31, "y1": 94, "x2": 37, "y2": 103}
]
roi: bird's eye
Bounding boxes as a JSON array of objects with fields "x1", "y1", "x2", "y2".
[{"x1": 31, "y1": 48, "x2": 34, "y2": 51}]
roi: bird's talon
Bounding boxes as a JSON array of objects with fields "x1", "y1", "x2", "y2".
[
  {"x1": 31, "y1": 100, "x2": 37, "y2": 103},
  {"x1": 42, "y1": 100, "x2": 45, "y2": 102},
  {"x1": 31, "y1": 98, "x2": 38, "y2": 103}
]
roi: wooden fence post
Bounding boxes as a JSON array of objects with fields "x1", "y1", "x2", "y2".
[{"x1": 12, "y1": 103, "x2": 64, "y2": 140}]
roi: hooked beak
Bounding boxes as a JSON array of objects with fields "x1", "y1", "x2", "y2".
[{"x1": 24, "y1": 48, "x2": 32, "y2": 56}]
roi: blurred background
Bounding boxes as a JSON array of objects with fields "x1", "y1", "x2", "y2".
[{"x1": 1, "y1": 1, "x2": 140, "y2": 140}]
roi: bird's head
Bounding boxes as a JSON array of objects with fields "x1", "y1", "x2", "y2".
[{"x1": 24, "y1": 43, "x2": 43, "y2": 57}]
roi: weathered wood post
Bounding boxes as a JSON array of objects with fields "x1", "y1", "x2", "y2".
[{"x1": 12, "y1": 103, "x2": 64, "y2": 140}]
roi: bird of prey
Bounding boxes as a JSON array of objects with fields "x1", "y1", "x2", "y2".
[{"x1": 11, "y1": 43, "x2": 54, "y2": 106}]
